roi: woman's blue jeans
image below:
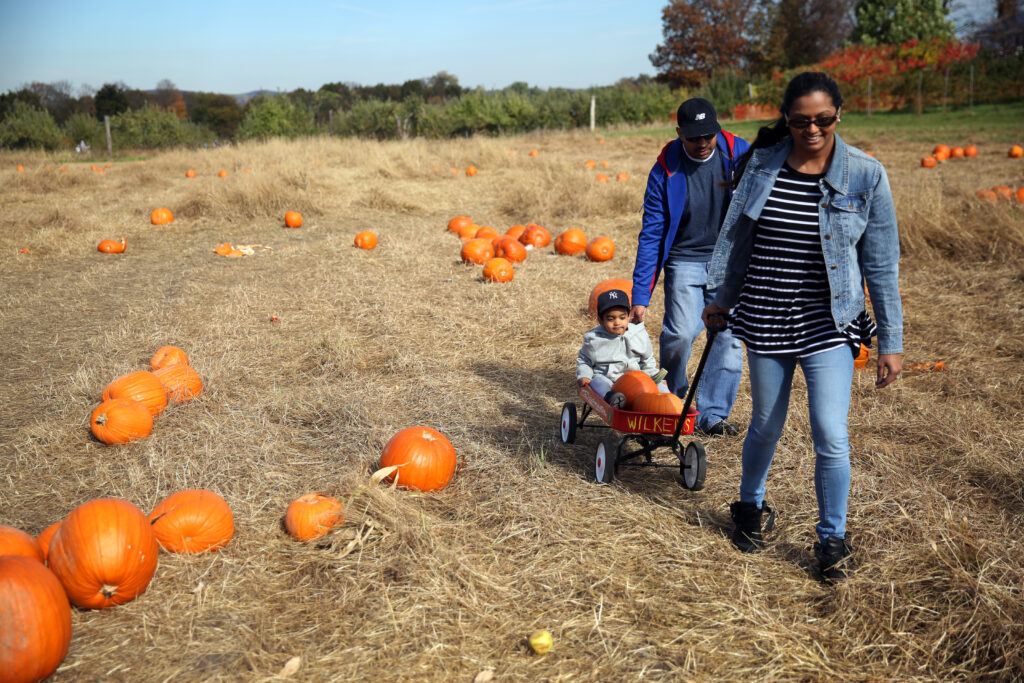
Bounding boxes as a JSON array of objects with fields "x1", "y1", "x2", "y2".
[
  {"x1": 661, "y1": 260, "x2": 743, "y2": 431},
  {"x1": 740, "y1": 345, "x2": 853, "y2": 544}
]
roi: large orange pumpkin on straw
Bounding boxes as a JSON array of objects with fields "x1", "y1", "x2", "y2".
[
  {"x1": 148, "y1": 489, "x2": 234, "y2": 553},
  {"x1": 0, "y1": 526, "x2": 45, "y2": 563},
  {"x1": 354, "y1": 230, "x2": 378, "y2": 249},
  {"x1": 150, "y1": 345, "x2": 189, "y2": 370},
  {"x1": 519, "y1": 223, "x2": 551, "y2": 248},
  {"x1": 483, "y1": 257, "x2": 514, "y2": 283},
  {"x1": 284, "y1": 493, "x2": 344, "y2": 541},
  {"x1": 611, "y1": 371, "x2": 659, "y2": 409},
  {"x1": 632, "y1": 392, "x2": 684, "y2": 415},
  {"x1": 379, "y1": 426, "x2": 458, "y2": 492},
  {"x1": 150, "y1": 208, "x2": 174, "y2": 225},
  {"x1": 47, "y1": 497, "x2": 159, "y2": 609},
  {"x1": 447, "y1": 216, "x2": 473, "y2": 234},
  {"x1": 461, "y1": 238, "x2": 494, "y2": 265},
  {"x1": 90, "y1": 398, "x2": 154, "y2": 445},
  {"x1": 475, "y1": 225, "x2": 499, "y2": 241},
  {"x1": 586, "y1": 236, "x2": 615, "y2": 262},
  {"x1": 102, "y1": 370, "x2": 168, "y2": 416},
  {"x1": 284, "y1": 211, "x2": 303, "y2": 228},
  {"x1": 0, "y1": 555, "x2": 72, "y2": 683},
  {"x1": 588, "y1": 278, "x2": 633, "y2": 316},
  {"x1": 37, "y1": 521, "x2": 62, "y2": 563},
  {"x1": 97, "y1": 237, "x2": 126, "y2": 253},
  {"x1": 152, "y1": 364, "x2": 203, "y2": 403},
  {"x1": 494, "y1": 237, "x2": 527, "y2": 263},
  {"x1": 554, "y1": 229, "x2": 588, "y2": 255},
  {"x1": 505, "y1": 224, "x2": 527, "y2": 240}
]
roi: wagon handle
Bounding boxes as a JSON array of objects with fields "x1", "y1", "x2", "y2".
[{"x1": 672, "y1": 316, "x2": 726, "y2": 442}]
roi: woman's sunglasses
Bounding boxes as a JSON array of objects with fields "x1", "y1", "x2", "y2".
[{"x1": 786, "y1": 114, "x2": 839, "y2": 129}]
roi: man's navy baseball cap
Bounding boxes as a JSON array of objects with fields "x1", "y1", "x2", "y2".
[
  {"x1": 597, "y1": 289, "x2": 630, "y2": 316},
  {"x1": 676, "y1": 98, "x2": 721, "y2": 138}
]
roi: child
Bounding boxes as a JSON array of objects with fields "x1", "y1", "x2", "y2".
[{"x1": 577, "y1": 289, "x2": 665, "y2": 404}]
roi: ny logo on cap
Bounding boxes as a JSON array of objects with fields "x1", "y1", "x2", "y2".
[
  {"x1": 608, "y1": 291, "x2": 620, "y2": 299},
  {"x1": 695, "y1": 113, "x2": 706, "y2": 120}
]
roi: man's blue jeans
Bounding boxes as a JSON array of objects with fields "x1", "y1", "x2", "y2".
[
  {"x1": 740, "y1": 346, "x2": 854, "y2": 544},
  {"x1": 661, "y1": 260, "x2": 743, "y2": 431}
]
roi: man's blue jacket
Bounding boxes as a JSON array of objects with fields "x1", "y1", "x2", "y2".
[{"x1": 631, "y1": 131, "x2": 750, "y2": 307}]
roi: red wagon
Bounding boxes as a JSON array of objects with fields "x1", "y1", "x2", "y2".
[{"x1": 559, "y1": 329, "x2": 722, "y2": 490}]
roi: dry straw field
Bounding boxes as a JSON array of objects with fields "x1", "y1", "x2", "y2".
[{"x1": 2, "y1": 124, "x2": 1023, "y2": 681}]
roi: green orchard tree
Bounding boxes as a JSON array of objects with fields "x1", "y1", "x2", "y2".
[{"x1": 851, "y1": 0, "x2": 955, "y2": 46}]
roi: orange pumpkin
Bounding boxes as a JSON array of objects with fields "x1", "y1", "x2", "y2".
[
  {"x1": 458, "y1": 223, "x2": 480, "y2": 241},
  {"x1": 0, "y1": 556, "x2": 72, "y2": 683},
  {"x1": 37, "y1": 521, "x2": 62, "y2": 563},
  {"x1": 994, "y1": 185, "x2": 1013, "y2": 200},
  {"x1": 482, "y1": 257, "x2": 514, "y2": 283},
  {"x1": 586, "y1": 236, "x2": 616, "y2": 262},
  {"x1": 932, "y1": 144, "x2": 950, "y2": 161},
  {"x1": 102, "y1": 371, "x2": 168, "y2": 416},
  {"x1": 185, "y1": 169, "x2": 196, "y2": 178},
  {"x1": 16, "y1": 165, "x2": 25, "y2": 172},
  {"x1": 554, "y1": 229, "x2": 588, "y2": 255},
  {"x1": 97, "y1": 237, "x2": 126, "y2": 253},
  {"x1": 379, "y1": 426, "x2": 458, "y2": 492},
  {"x1": 854, "y1": 344, "x2": 870, "y2": 369},
  {"x1": 595, "y1": 173, "x2": 610, "y2": 183},
  {"x1": 214, "y1": 243, "x2": 233, "y2": 256},
  {"x1": 976, "y1": 189, "x2": 998, "y2": 201},
  {"x1": 466, "y1": 165, "x2": 478, "y2": 176},
  {"x1": 461, "y1": 238, "x2": 495, "y2": 265},
  {"x1": 611, "y1": 371, "x2": 658, "y2": 409},
  {"x1": 519, "y1": 223, "x2": 551, "y2": 248},
  {"x1": 354, "y1": 230, "x2": 378, "y2": 249},
  {"x1": 472, "y1": 225, "x2": 497, "y2": 240},
  {"x1": 1016, "y1": 188, "x2": 1024, "y2": 203},
  {"x1": 47, "y1": 497, "x2": 159, "y2": 609},
  {"x1": 528, "y1": 149, "x2": 539, "y2": 157},
  {"x1": 505, "y1": 224, "x2": 527, "y2": 240},
  {"x1": 150, "y1": 207, "x2": 174, "y2": 225},
  {"x1": 921, "y1": 156, "x2": 936, "y2": 168},
  {"x1": 284, "y1": 211, "x2": 303, "y2": 228},
  {"x1": 90, "y1": 398, "x2": 153, "y2": 445},
  {"x1": 150, "y1": 345, "x2": 190, "y2": 370},
  {"x1": 447, "y1": 216, "x2": 473, "y2": 234},
  {"x1": 0, "y1": 526, "x2": 45, "y2": 563},
  {"x1": 148, "y1": 489, "x2": 234, "y2": 553},
  {"x1": 152, "y1": 364, "x2": 203, "y2": 403},
  {"x1": 631, "y1": 392, "x2": 684, "y2": 415},
  {"x1": 1009, "y1": 145, "x2": 1023, "y2": 159},
  {"x1": 218, "y1": 169, "x2": 228, "y2": 177},
  {"x1": 584, "y1": 159, "x2": 596, "y2": 168},
  {"x1": 588, "y1": 278, "x2": 633, "y2": 316},
  {"x1": 494, "y1": 237, "x2": 527, "y2": 263},
  {"x1": 616, "y1": 172, "x2": 630, "y2": 182},
  {"x1": 284, "y1": 493, "x2": 344, "y2": 541},
  {"x1": 950, "y1": 147, "x2": 964, "y2": 158},
  {"x1": 964, "y1": 145, "x2": 978, "y2": 157}
]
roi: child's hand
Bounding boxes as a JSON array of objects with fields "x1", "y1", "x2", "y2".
[{"x1": 577, "y1": 378, "x2": 590, "y2": 387}]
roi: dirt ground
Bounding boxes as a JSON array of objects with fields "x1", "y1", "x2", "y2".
[{"x1": 1, "y1": 126, "x2": 1023, "y2": 681}]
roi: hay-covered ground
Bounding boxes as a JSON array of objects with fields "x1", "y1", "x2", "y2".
[{"x1": 1, "y1": 125, "x2": 1023, "y2": 681}]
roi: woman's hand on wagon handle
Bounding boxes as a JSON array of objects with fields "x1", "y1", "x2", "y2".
[
  {"x1": 701, "y1": 301, "x2": 730, "y2": 328},
  {"x1": 876, "y1": 354, "x2": 903, "y2": 389}
]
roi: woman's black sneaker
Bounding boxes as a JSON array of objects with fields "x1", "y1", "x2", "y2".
[
  {"x1": 698, "y1": 421, "x2": 740, "y2": 437},
  {"x1": 729, "y1": 501, "x2": 776, "y2": 553},
  {"x1": 814, "y1": 537, "x2": 854, "y2": 582}
]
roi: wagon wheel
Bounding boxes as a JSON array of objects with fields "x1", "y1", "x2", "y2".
[
  {"x1": 595, "y1": 435, "x2": 617, "y2": 485},
  {"x1": 675, "y1": 441, "x2": 707, "y2": 491},
  {"x1": 560, "y1": 402, "x2": 577, "y2": 444}
]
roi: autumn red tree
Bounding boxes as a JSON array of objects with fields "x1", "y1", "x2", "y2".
[{"x1": 650, "y1": 0, "x2": 758, "y2": 87}]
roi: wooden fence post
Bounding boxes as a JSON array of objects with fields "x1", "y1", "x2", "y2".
[
  {"x1": 589, "y1": 95, "x2": 595, "y2": 132},
  {"x1": 104, "y1": 115, "x2": 112, "y2": 156}
]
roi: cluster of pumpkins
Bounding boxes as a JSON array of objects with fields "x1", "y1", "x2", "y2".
[
  {"x1": 0, "y1": 489, "x2": 234, "y2": 681},
  {"x1": 185, "y1": 168, "x2": 232, "y2": 178},
  {"x1": 976, "y1": 185, "x2": 1024, "y2": 203},
  {"x1": 583, "y1": 159, "x2": 629, "y2": 183},
  {"x1": 450, "y1": 216, "x2": 616, "y2": 284},
  {"x1": 920, "y1": 143, "x2": 977, "y2": 167},
  {"x1": 89, "y1": 346, "x2": 202, "y2": 446}
]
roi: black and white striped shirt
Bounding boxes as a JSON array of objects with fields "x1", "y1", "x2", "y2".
[{"x1": 730, "y1": 164, "x2": 876, "y2": 357}]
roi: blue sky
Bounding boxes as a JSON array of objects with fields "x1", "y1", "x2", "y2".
[{"x1": 0, "y1": 1, "x2": 667, "y2": 94}]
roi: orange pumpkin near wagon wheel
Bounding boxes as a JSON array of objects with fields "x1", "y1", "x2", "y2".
[
  {"x1": 631, "y1": 392, "x2": 684, "y2": 415},
  {"x1": 379, "y1": 426, "x2": 458, "y2": 492},
  {"x1": 0, "y1": 555, "x2": 72, "y2": 683},
  {"x1": 610, "y1": 371, "x2": 659, "y2": 409}
]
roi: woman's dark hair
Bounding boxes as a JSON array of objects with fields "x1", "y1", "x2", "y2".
[{"x1": 732, "y1": 71, "x2": 844, "y2": 187}]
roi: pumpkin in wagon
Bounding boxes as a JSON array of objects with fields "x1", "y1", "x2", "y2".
[
  {"x1": 610, "y1": 371, "x2": 658, "y2": 409},
  {"x1": 631, "y1": 392, "x2": 684, "y2": 415}
]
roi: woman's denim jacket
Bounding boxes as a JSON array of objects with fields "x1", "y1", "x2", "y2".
[{"x1": 707, "y1": 133, "x2": 903, "y2": 355}]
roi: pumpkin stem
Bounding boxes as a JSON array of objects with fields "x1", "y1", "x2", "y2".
[
  {"x1": 95, "y1": 412, "x2": 108, "y2": 426},
  {"x1": 101, "y1": 583, "x2": 118, "y2": 598}
]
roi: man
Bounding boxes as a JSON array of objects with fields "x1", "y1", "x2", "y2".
[{"x1": 629, "y1": 98, "x2": 749, "y2": 436}]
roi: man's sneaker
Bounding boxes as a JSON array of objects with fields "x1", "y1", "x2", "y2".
[
  {"x1": 698, "y1": 420, "x2": 741, "y2": 437},
  {"x1": 605, "y1": 391, "x2": 626, "y2": 409},
  {"x1": 814, "y1": 537, "x2": 854, "y2": 582},
  {"x1": 729, "y1": 501, "x2": 776, "y2": 553}
]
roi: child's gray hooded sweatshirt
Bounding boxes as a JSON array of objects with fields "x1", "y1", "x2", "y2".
[{"x1": 576, "y1": 322, "x2": 658, "y2": 382}]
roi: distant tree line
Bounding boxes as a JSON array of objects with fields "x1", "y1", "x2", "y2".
[{"x1": 1, "y1": 0, "x2": 1021, "y2": 151}]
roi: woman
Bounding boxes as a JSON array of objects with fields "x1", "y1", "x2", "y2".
[{"x1": 702, "y1": 72, "x2": 903, "y2": 581}]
